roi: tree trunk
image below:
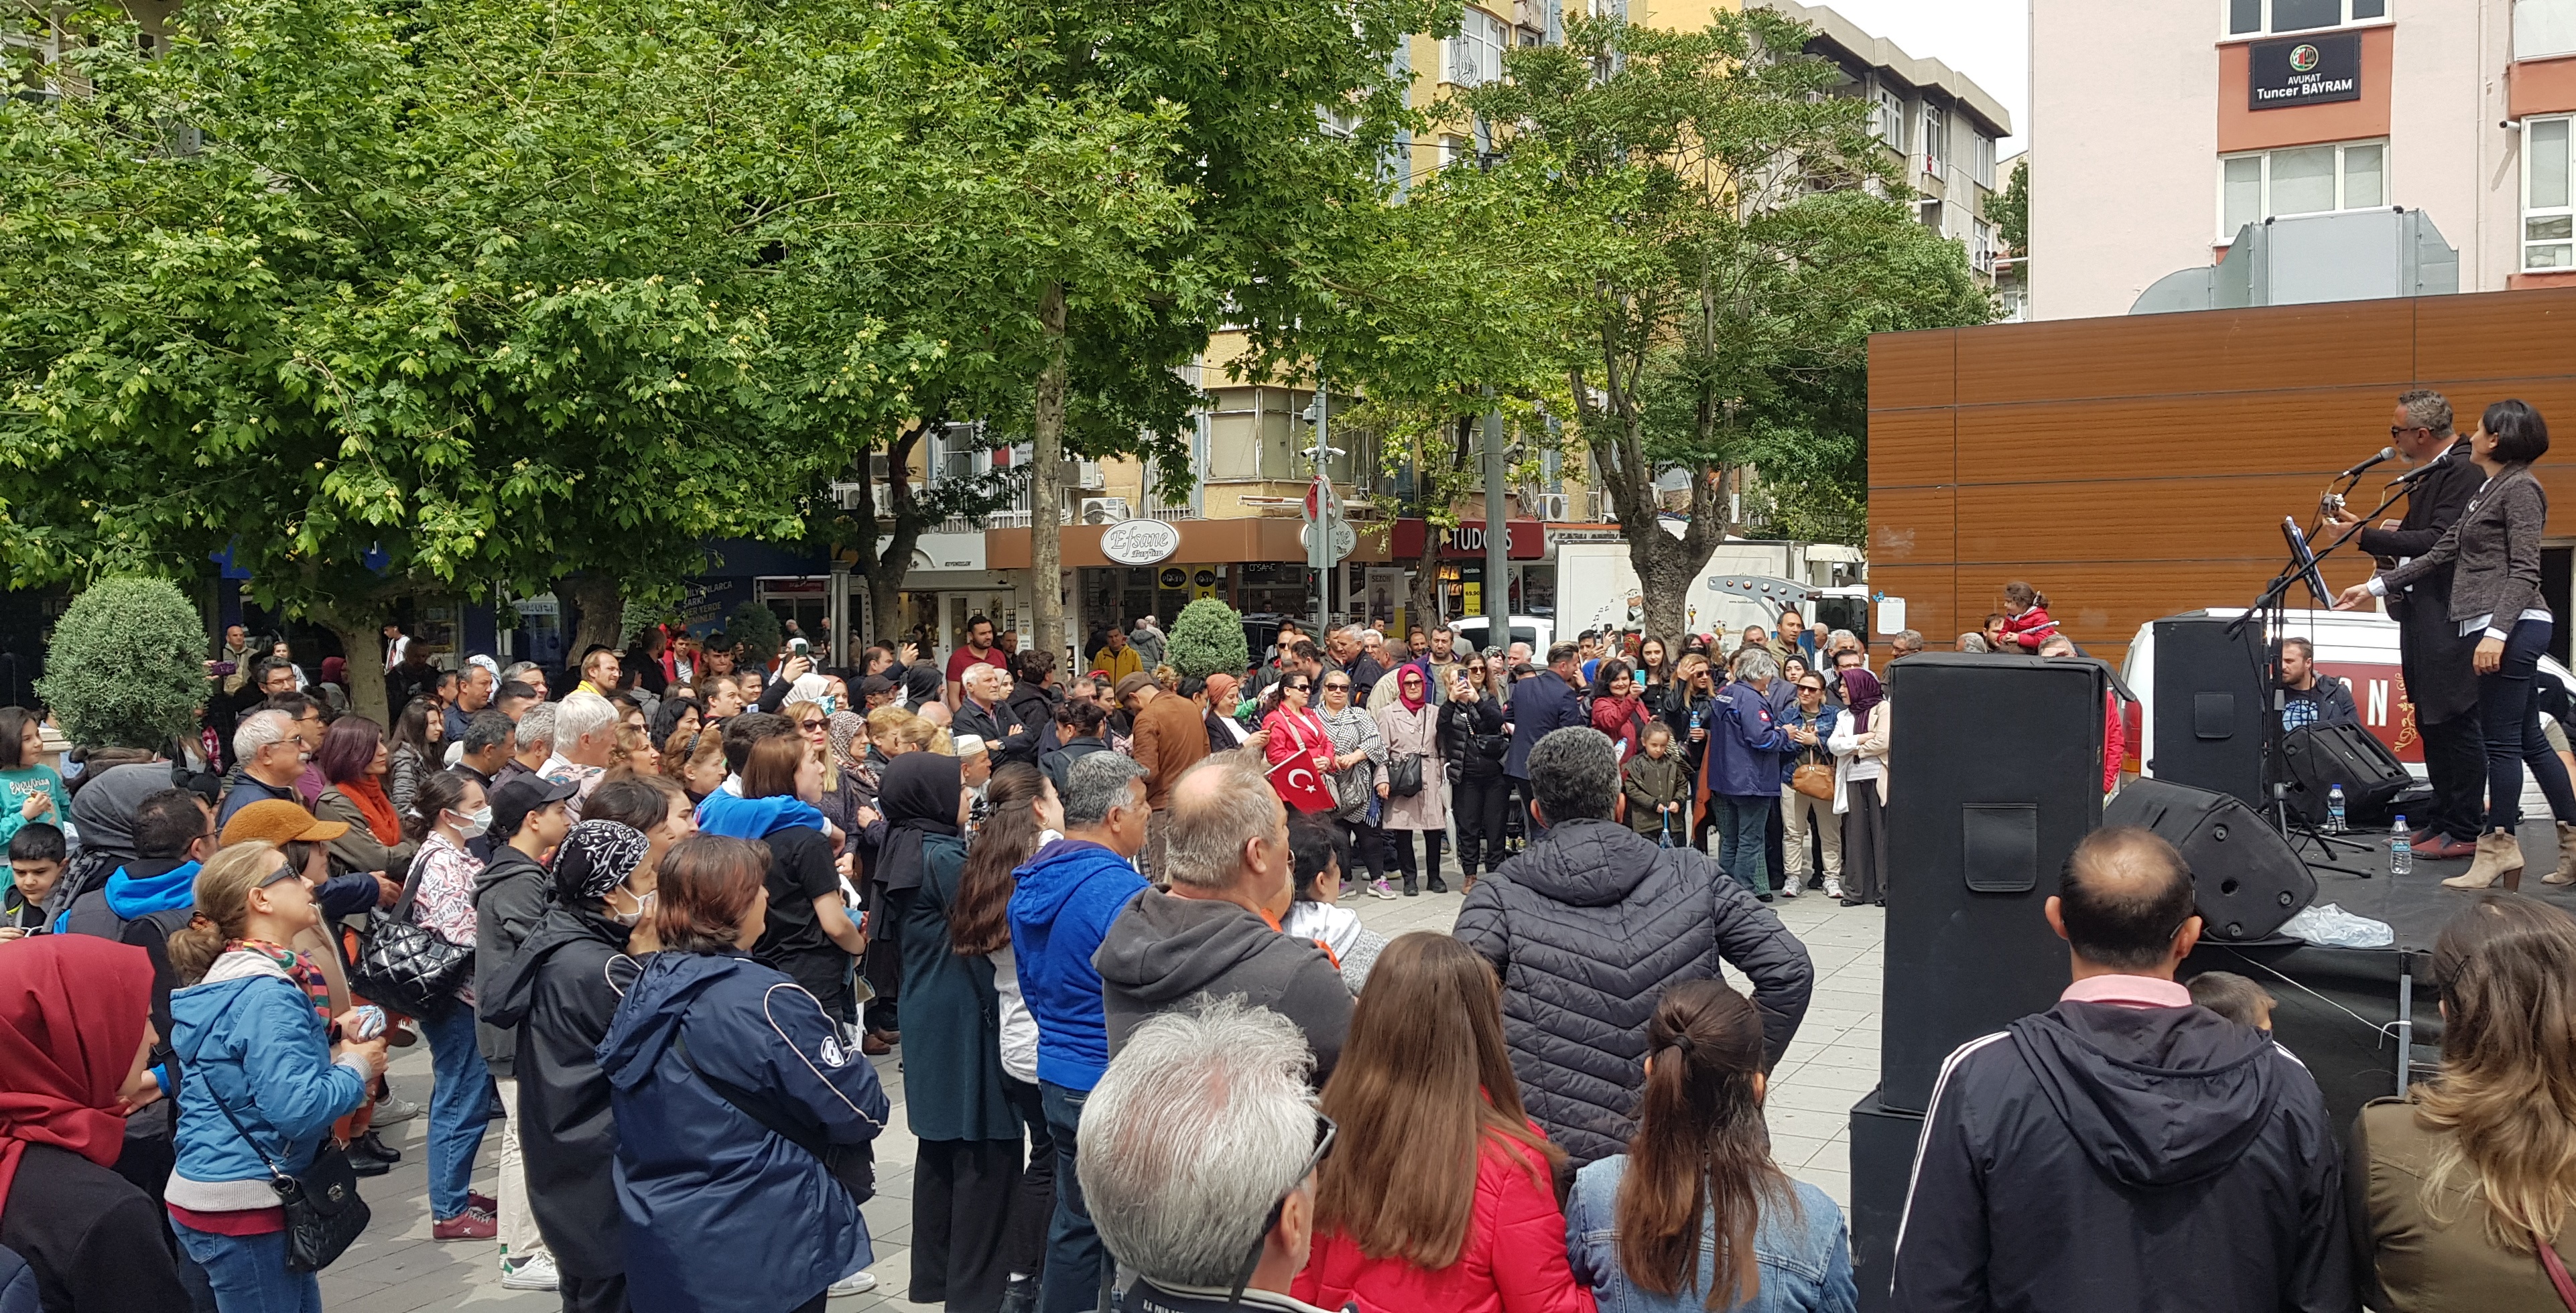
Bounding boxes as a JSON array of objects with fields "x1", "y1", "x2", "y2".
[
  {"x1": 558, "y1": 574, "x2": 625, "y2": 671},
  {"x1": 1029, "y1": 281, "x2": 1069, "y2": 664},
  {"x1": 316, "y1": 612, "x2": 390, "y2": 726},
  {"x1": 859, "y1": 423, "x2": 929, "y2": 649},
  {"x1": 1405, "y1": 425, "x2": 1454, "y2": 628}
]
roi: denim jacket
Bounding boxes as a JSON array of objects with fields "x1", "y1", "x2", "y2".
[{"x1": 1565, "y1": 1155, "x2": 1856, "y2": 1313}]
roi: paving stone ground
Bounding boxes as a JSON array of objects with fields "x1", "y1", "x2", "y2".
[{"x1": 322, "y1": 881, "x2": 1884, "y2": 1312}]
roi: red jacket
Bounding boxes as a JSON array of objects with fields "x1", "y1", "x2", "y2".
[
  {"x1": 1293, "y1": 1130, "x2": 1596, "y2": 1313},
  {"x1": 1999, "y1": 605, "x2": 2059, "y2": 651},
  {"x1": 2103, "y1": 690, "x2": 2126, "y2": 794},
  {"x1": 1589, "y1": 694, "x2": 1648, "y2": 760}
]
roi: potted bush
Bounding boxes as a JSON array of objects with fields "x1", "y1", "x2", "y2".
[
  {"x1": 35, "y1": 577, "x2": 210, "y2": 749},
  {"x1": 1167, "y1": 598, "x2": 1250, "y2": 681}
]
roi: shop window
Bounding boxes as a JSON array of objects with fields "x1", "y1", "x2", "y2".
[
  {"x1": 2228, "y1": 0, "x2": 2388, "y2": 37},
  {"x1": 2526, "y1": 117, "x2": 2575, "y2": 271},
  {"x1": 2218, "y1": 140, "x2": 2386, "y2": 241}
]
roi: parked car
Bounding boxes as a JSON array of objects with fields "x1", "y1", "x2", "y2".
[{"x1": 1447, "y1": 615, "x2": 1555, "y2": 657}]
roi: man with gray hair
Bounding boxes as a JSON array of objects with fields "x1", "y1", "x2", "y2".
[
  {"x1": 218, "y1": 709, "x2": 310, "y2": 825},
  {"x1": 1007, "y1": 750, "x2": 1152, "y2": 1313},
  {"x1": 1890, "y1": 628, "x2": 1926, "y2": 662},
  {"x1": 1095, "y1": 753, "x2": 1350, "y2": 1078},
  {"x1": 1710, "y1": 647, "x2": 1793, "y2": 900},
  {"x1": 496, "y1": 701, "x2": 556, "y2": 790},
  {"x1": 1458, "y1": 725, "x2": 1811, "y2": 1164},
  {"x1": 500, "y1": 660, "x2": 548, "y2": 701},
  {"x1": 541, "y1": 690, "x2": 618, "y2": 819},
  {"x1": 1079, "y1": 1000, "x2": 1336, "y2": 1313}
]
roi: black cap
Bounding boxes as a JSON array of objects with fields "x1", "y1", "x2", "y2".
[{"x1": 491, "y1": 776, "x2": 579, "y2": 842}]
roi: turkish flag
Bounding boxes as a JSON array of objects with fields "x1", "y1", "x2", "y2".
[{"x1": 1264, "y1": 709, "x2": 1341, "y2": 814}]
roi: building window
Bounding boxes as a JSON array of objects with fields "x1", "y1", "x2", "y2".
[
  {"x1": 2521, "y1": 0, "x2": 2576, "y2": 60},
  {"x1": 2228, "y1": 0, "x2": 2388, "y2": 36},
  {"x1": 2528, "y1": 117, "x2": 2575, "y2": 270},
  {"x1": 2217, "y1": 140, "x2": 2387, "y2": 240},
  {"x1": 1440, "y1": 133, "x2": 1474, "y2": 169},
  {"x1": 1443, "y1": 8, "x2": 1506, "y2": 86},
  {"x1": 1877, "y1": 88, "x2": 1905, "y2": 148},
  {"x1": 1921, "y1": 103, "x2": 1945, "y2": 177},
  {"x1": 1969, "y1": 132, "x2": 1996, "y2": 188}
]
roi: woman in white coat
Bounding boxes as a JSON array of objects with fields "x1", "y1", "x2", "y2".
[
  {"x1": 1828, "y1": 667, "x2": 1890, "y2": 908},
  {"x1": 1372, "y1": 664, "x2": 1448, "y2": 896}
]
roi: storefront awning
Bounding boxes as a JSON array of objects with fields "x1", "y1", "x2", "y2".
[{"x1": 986, "y1": 518, "x2": 1392, "y2": 569}]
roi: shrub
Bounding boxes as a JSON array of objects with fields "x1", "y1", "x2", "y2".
[
  {"x1": 1168, "y1": 598, "x2": 1250, "y2": 681},
  {"x1": 726, "y1": 600, "x2": 783, "y2": 667},
  {"x1": 36, "y1": 576, "x2": 210, "y2": 749}
]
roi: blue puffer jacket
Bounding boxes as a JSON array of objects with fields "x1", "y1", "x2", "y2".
[
  {"x1": 166, "y1": 953, "x2": 370, "y2": 1208},
  {"x1": 597, "y1": 951, "x2": 888, "y2": 1313},
  {"x1": 1703, "y1": 679, "x2": 1789, "y2": 800},
  {"x1": 1007, "y1": 838, "x2": 1147, "y2": 1092}
]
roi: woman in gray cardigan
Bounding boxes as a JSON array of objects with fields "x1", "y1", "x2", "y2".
[{"x1": 2337, "y1": 399, "x2": 2576, "y2": 890}]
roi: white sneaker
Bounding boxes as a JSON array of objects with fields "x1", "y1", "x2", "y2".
[
  {"x1": 1778, "y1": 881, "x2": 1800, "y2": 899},
  {"x1": 373, "y1": 1095, "x2": 424, "y2": 1126},
  {"x1": 828, "y1": 1269, "x2": 879, "y2": 1296},
  {"x1": 1368, "y1": 878, "x2": 1399, "y2": 900},
  {"x1": 1823, "y1": 879, "x2": 1844, "y2": 901},
  {"x1": 501, "y1": 1253, "x2": 559, "y2": 1291}
]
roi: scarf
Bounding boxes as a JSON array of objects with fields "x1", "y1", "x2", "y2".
[
  {"x1": 234, "y1": 939, "x2": 332, "y2": 1018},
  {"x1": 0, "y1": 936, "x2": 153, "y2": 1221},
  {"x1": 828, "y1": 711, "x2": 868, "y2": 772},
  {"x1": 556, "y1": 821, "x2": 649, "y2": 902},
  {"x1": 1315, "y1": 703, "x2": 1379, "y2": 819},
  {"x1": 877, "y1": 752, "x2": 962, "y2": 896},
  {"x1": 320, "y1": 656, "x2": 347, "y2": 686},
  {"x1": 340, "y1": 774, "x2": 401, "y2": 844},
  {"x1": 1840, "y1": 668, "x2": 1884, "y2": 725},
  {"x1": 1396, "y1": 667, "x2": 1429, "y2": 713}
]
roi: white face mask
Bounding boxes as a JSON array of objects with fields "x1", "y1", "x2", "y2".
[
  {"x1": 451, "y1": 806, "x2": 493, "y2": 839},
  {"x1": 608, "y1": 888, "x2": 656, "y2": 926}
]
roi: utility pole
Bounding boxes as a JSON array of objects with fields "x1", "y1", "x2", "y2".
[
  {"x1": 1307, "y1": 381, "x2": 1333, "y2": 640},
  {"x1": 1482, "y1": 387, "x2": 1507, "y2": 653}
]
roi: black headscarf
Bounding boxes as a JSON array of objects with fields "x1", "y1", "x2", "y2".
[{"x1": 876, "y1": 751, "x2": 962, "y2": 894}]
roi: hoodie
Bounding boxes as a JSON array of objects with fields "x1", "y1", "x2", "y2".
[
  {"x1": 101, "y1": 860, "x2": 200, "y2": 921},
  {"x1": 693, "y1": 790, "x2": 826, "y2": 841},
  {"x1": 1889, "y1": 999, "x2": 2354, "y2": 1313},
  {"x1": 1094, "y1": 890, "x2": 1352, "y2": 1082},
  {"x1": 1006, "y1": 838, "x2": 1149, "y2": 1092},
  {"x1": 481, "y1": 904, "x2": 637, "y2": 1278},
  {"x1": 472, "y1": 842, "x2": 552, "y2": 1075},
  {"x1": 596, "y1": 951, "x2": 886, "y2": 1313}
]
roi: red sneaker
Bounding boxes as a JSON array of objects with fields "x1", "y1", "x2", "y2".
[
  {"x1": 433, "y1": 1211, "x2": 497, "y2": 1241},
  {"x1": 468, "y1": 1192, "x2": 497, "y2": 1215}
]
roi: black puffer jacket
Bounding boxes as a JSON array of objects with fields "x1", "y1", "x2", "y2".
[{"x1": 1454, "y1": 817, "x2": 1812, "y2": 1166}]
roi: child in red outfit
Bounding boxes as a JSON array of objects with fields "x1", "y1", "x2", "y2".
[{"x1": 1998, "y1": 580, "x2": 2059, "y2": 652}]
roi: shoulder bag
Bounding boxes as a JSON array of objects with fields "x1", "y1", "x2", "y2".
[
  {"x1": 177, "y1": 994, "x2": 371, "y2": 1271},
  {"x1": 348, "y1": 868, "x2": 472, "y2": 1018},
  {"x1": 1388, "y1": 752, "x2": 1424, "y2": 798},
  {"x1": 1790, "y1": 720, "x2": 1835, "y2": 801}
]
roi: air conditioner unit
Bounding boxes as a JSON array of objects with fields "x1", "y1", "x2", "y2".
[
  {"x1": 1066, "y1": 460, "x2": 1106, "y2": 490},
  {"x1": 1080, "y1": 496, "x2": 1132, "y2": 525},
  {"x1": 1534, "y1": 493, "x2": 1571, "y2": 521}
]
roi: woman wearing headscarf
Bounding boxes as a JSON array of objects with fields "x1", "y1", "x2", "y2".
[
  {"x1": 887, "y1": 752, "x2": 1023, "y2": 1309},
  {"x1": 1828, "y1": 667, "x2": 1890, "y2": 908},
  {"x1": 482, "y1": 819, "x2": 656, "y2": 1313},
  {"x1": 0, "y1": 935, "x2": 191, "y2": 1310},
  {"x1": 1372, "y1": 665, "x2": 1447, "y2": 897}
]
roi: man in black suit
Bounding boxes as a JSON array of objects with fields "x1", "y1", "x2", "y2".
[{"x1": 2331, "y1": 389, "x2": 2482, "y2": 860}]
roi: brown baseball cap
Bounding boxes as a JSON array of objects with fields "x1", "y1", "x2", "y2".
[{"x1": 220, "y1": 799, "x2": 350, "y2": 849}]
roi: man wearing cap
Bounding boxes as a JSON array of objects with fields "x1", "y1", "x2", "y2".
[
  {"x1": 472, "y1": 776, "x2": 580, "y2": 1290},
  {"x1": 1124, "y1": 670, "x2": 1208, "y2": 883},
  {"x1": 859, "y1": 674, "x2": 898, "y2": 712}
]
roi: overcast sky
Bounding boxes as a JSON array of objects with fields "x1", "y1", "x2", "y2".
[{"x1": 1807, "y1": 0, "x2": 2029, "y2": 154}]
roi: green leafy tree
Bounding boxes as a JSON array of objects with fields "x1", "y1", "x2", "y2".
[
  {"x1": 1167, "y1": 598, "x2": 1250, "y2": 681},
  {"x1": 1994, "y1": 156, "x2": 2030, "y2": 255},
  {"x1": 35, "y1": 577, "x2": 208, "y2": 749},
  {"x1": 726, "y1": 602, "x2": 785, "y2": 672},
  {"x1": 1458, "y1": 11, "x2": 1991, "y2": 636}
]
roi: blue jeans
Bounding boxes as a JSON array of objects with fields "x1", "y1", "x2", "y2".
[
  {"x1": 169, "y1": 1219, "x2": 320, "y2": 1313},
  {"x1": 1038, "y1": 1080, "x2": 1104, "y2": 1313},
  {"x1": 422, "y1": 997, "x2": 497, "y2": 1219},
  {"x1": 2478, "y1": 618, "x2": 2576, "y2": 833},
  {"x1": 1718, "y1": 795, "x2": 1770, "y2": 896}
]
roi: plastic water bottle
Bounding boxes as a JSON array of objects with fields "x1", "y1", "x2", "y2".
[
  {"x1": 2389, "y1": 816, "x2": 2413, "y2": 877},
  {"x1": 2327, "y1": 784, "x2": 2346, "y2": 835}
]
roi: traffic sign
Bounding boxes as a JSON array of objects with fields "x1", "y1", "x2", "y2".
[{"x1": 1300, "y1": 520, "x2": 1357, "y2": 565}]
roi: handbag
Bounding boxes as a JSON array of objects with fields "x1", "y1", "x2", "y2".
[
  {"x1": 1791, "y1": 762, "x2": 1835, "y2": 801},
  {"x1": 178, "y1": 999, "x2": 371, "y2": 1271},
  {"x1": 1389, "y1": 753, "x2": 1425, "y2": 799},
  {"x1": 348, "y1": 872, "x2": 472, "y2": 1018}
]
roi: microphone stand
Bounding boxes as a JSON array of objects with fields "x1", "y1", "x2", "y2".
[{"x1": 2229, "y1": 477, "x2": 2416, "y2": 876}]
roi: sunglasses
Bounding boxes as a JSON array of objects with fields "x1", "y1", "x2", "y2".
[
  {"x1": 797, "y1": 719, "x2": 826, "y2": 731},
  {"x1": 1285, "y1": 682, "x2": 1311, "y2": 693},
  {"x1": 1799, "y1": 683, "x2": 1826, "y2": 693},
  {"x1": 1324, "y1": 681, "x2": 1350, "y2": 691},
  {"x1": 1227, "y1": 1111, "x2": 1339, "y2": 1300}
]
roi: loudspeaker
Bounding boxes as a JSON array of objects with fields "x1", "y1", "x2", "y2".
[
  {"x1": 1881, "y1": 653, "x2": 2106, "y2": 1113},
  {"x1": 1849, "y1": 1089, "x2": 1924, "y2": 1313},
  {"x1": 2147, "y1": 613, "x2": 2268, "y2": 812},
  {"x1": 2281, "y1": 721, "x2": 2413, "y2": 827},
  {"x1": 2104, "y1": 776, "x2": 2315, "y2": 942}
]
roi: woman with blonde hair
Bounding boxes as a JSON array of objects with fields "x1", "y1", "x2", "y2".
[
  {"x1": 1294, "y1": 932, "x2": 1592, "y2": 1313},
  {"x1": 2354, "y1": 893, "x2": 2576, "y2": 1310},
  {"x1": 661, "y1": 725, "x2": 726, "y2": 804},
  {"x1": 607, "y1": 721, "x2": 661, "y2": 777}
]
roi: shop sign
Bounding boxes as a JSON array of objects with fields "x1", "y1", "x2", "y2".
[
  {"x1": 1159, "y1": 567, "x2": 1187, "y2": 589},
  {"x1": 1100, "y1": 517, "x2": 1183, "y2": 565},
  {"x1": 1389, "y1": 519, "x2": 1543, "y2": 560},
  {"x1": 2249, "y1": 33, "x2": 2360, "y2": 111},
  {"x1": 1543, "y1": 528, "x2": 1626, "y2": 546}
]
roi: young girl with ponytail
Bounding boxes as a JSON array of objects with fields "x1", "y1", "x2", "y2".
[
  {"x1": 1565, "y1": 980, "x2": 1854, "y2": 1312},
  {"x1": 165, "y1": 841, "x2": 388, "y2": 1312}
]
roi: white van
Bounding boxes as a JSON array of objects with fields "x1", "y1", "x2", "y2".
[
  {"x1": 2122, "y1": 607, "x2": 2576, "y2": 815},
  {"x1": 1447, "y1": 614, "x2": 1555, "y2": 656}
]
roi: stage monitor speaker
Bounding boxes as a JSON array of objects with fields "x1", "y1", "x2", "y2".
[
  {"x1": 2104, "y1": 776, "x2": 2315, "y2": 942},
  {"x1": 1881, "y1": 653, "x2": 2106, "y2": 1113},
  {"x1": 2147, "y1": 612, "x2": 2268, "y2": 812},
  {"x1": 1849, "y1": 1089, "x2": 1923, "y2": 1313},
  {"x1": 2281, "y1": 722, "x2": 2412, "y2": 828}
]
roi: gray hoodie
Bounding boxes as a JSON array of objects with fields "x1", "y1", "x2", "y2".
[{"x1": 1092, "y1": 888, "x2": 1351, "y2": 1083}]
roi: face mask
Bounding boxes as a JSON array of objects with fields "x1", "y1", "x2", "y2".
[
  {"x1": 451, "y1": 806, "x2": 493, "y2": 839},
  {"x1": 609, "y1": 888, "x2": 657, "y2": 926}
]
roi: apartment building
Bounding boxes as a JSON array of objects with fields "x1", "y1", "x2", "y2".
[{"x1": 2031, "y1": 0, "x2": 2576, "y2": 320}]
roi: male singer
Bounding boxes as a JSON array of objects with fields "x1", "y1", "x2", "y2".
[{"x1": 2327, "y1": 389, "x2": 2482, "y2": 859}]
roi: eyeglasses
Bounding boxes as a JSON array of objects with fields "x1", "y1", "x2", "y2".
[
  {"x1": 797, "y1": 719, "x2": 825, "y2": 731},
  {"x1": 1227, "y1": 1111, "x2": 1339, "y2": 1301},
  {"x1": 2390, "y1": 425, "x2": 2427, "y2": 437},
  {"x1": 1323, "y1": 681, "x2": 1350, "y2": 691}
]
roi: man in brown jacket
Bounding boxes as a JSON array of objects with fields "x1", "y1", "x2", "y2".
[{"x1": 1121, "y1": 670, "x2": 1209, "y2": 883}]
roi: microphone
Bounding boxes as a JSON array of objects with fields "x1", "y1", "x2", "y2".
[{"x1": 2339, "y1": 446, "x2": 2398, "y2": 480}]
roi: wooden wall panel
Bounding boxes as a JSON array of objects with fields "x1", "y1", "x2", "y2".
[
  {"x1": 1951, "y1": 299, "x2": 2416, "y2": 407},
  {"x1": 1865, "y1": 488, "x2": 1955, "y2": 567},
  {"x1": 1864, "y1": 564, "x2": 1956, "y2": 654},
  {"x1": 1867, "y1": 409, "x2": 1954, "y2": 490},
  {"x1": 2413, "y1": 289, "x2": 2576, "y2": 382},
  {"x1": 1953, "y1": 475, "x2": 2338, "y2": 565},
  {"x1": 1867, "y1": 329, "x2": 1956, "y2": 411},
  {"x1": 1953, "y1": 388, "x2": 2400, "y2": 485}
]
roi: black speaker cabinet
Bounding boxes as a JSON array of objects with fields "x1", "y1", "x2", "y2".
[
  {"x1": 1880, "y1": 653, "x2": 2106, "y2": 1113},
  {"x1": 1850, "y1": 1089, "x2": 1924, "y2": 1313},
  {"x1": 2148, "y1": 612, "x2": 2269, "y2": 812},
  {"x1": 2281, "y1": 721, "x2": 2413, "y2": 828},
  {"x1": 2104, "y1": 776, "x2": 2317, "y2": 942}
]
